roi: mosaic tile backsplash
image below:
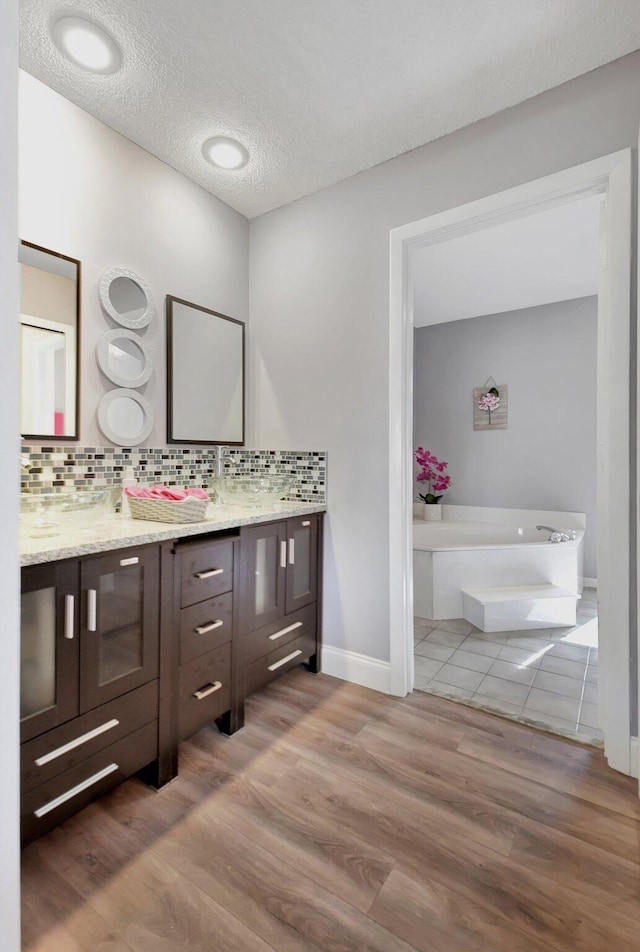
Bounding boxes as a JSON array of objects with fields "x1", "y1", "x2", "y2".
[{"x1": 21, "y1": 446, "x2": 327, "y2": 505}]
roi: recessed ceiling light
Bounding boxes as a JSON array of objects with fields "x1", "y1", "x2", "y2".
[
  {"x1": 51, "y1": 15, "x2": 122, "y2": 74},
  {"x1": 202, "y1": 137, "x2": 250, "y2": 170}
]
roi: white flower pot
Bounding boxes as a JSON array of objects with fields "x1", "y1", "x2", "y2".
[{"x1": 422, "y1": 504, "x2": 442, "y2": 522}]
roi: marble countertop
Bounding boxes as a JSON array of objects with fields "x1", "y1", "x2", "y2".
[{"x1": 20, "y1": 501, "x2": 325, "y2": 566}]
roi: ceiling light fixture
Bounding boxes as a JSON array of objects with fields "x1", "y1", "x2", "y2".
[
  {"x1": 202, "y1": 136, "x2": 250, "y2": 170},
  {"x1": 51, "y1": 15, "x2": 122, "y2": 74}
]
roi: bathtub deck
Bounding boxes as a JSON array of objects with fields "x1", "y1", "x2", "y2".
[{"x1": 21, "y1": 668, "x2": 638, "y2": 952}]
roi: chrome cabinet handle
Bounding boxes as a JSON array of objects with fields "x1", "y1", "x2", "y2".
[
  {"x1": 268, "y1": 621, "x2": 303, "y2": 642},
  {"x1": 194, "y1": 619, "x2": 224, "y2": 635},
  {"x1": 280, "y1": 541, "x2": 287, "y2": 569},
  {"x1": 268, "y1": 649, "x2": 302, "y2": 672},
  {"x1": 302, "y1": 520, "x2": 311, "y2": 527},
  {"x1": 120, "y1": 556, "x2": 139, "y2": 567},
  {"x1": 195, "y1": 568, "x2": 224, "y2": 579},
  {"x1": 34, "y1": 763, "x2": 119, "y2": 818},
  {"x1": 193, "y1": 681, "x2": 222, "y2": 700},
  {"x1": 87, "y1": 589, "x2": 97, "y2": 632},
  {"x1": 64, "y1": 594, "x2": 75, "y2": 640},
  {"x1": 35, "y1": 719, "x2": 120, "y2": 767},
  {"x1": 288, "y1": 539, "x2": 295, "y2": 564}
]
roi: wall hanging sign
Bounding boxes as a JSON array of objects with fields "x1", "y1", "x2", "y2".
[{"x1": 474, "y1": 377, "x2": 508, "y2": 430}]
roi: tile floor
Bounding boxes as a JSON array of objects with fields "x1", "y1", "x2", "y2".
[{"x1": 414, "y1": 588, "x2": 601, "y2": 743}]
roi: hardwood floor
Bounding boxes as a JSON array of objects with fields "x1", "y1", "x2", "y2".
[{"x1": 21, "y1": 670, "x2": 640, "y2": 952}]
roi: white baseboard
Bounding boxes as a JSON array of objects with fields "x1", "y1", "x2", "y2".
[
  {"x1": 321, "y1": 646, "x2": 391, "y2": 694},
  {"x1": 630, "y1": 737, "x2": 639, "y2": 779},
  {"x1": 583, "y1": 578, "x2": 598, "y2": 590}
]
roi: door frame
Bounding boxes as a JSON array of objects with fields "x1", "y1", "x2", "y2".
[{"x1": 389, "y1": 150, "x2": 634, "y2": 775}]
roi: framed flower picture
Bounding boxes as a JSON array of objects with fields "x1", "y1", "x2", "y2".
[{"x1": 473, "y1": 383, "x2": 508, "y2": 430}]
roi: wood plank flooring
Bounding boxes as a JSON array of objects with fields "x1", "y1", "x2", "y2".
[{"x1": 21, "y1": 670, "x2": 640, "y2": 952}]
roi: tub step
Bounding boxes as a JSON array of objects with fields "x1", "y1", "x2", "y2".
[{"x1": 461, "y1": 584, "x2": 580, "y2": 633}]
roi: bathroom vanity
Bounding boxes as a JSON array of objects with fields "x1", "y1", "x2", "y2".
[{"x1": 19, "y1": 504, "x2": 323, "y2": 843}]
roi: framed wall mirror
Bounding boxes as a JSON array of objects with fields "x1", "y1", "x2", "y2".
[
  {"x1": 19, "y1": 241, "x2": 80, "y2": 440},
  {"x1": 96, "y1": 329, "x2": 153, "y2": 389},
  {"x1": 166, "y1": 295, "x2": 245, "y2": 445},
  {"x1": 99, "y1": 268, "x2": 155, "y2": 329},
  {"x1": 97, "y1": 389, "x2": 154, "y2": 446}
]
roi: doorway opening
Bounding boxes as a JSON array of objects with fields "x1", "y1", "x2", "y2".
[
  {"x1": 411, "y1": 196, "x2": 601, "y2": 741},
  {"x1": 389, "y1": 151, "x2": 635, "y2": 775}
]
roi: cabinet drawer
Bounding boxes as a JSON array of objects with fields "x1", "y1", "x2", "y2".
[
  {"x1": 180, "y1": 539, "x2": 234, "y2": 607},
  {"x1": 243, "y1": 602, "x2": 316, "y2": 666},
  {"x1": 180, "y1": 591, "x2": 233, "y2": 665},
  {"x1": 21, "y1": 720, "x2": 158, "y2": 845},
  {"x1": 21, "y1": 680, "x2": 159, "y2": 795},
  {"x1": 245, "y1": 630, "x2": 316, "y2": 697},
  {"x1": 179, "y1": 643, "x2": 231, "y2": 740}
]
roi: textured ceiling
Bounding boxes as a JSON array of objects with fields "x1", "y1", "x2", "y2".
[
  {"x1": 19, "y1": 1, "x2": 640, "y2": 219},
  {"x1": 413, "y1": 195, "x2": 602, "y2": 326}
]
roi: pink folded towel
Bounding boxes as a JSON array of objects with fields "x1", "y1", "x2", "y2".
[{"x1": 124, "y1": 484, "x2": 208, "y2": 501}]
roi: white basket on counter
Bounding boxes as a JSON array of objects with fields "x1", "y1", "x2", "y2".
[{"x1": 128, "y1": 495, "x2": 209, "y2": 524}]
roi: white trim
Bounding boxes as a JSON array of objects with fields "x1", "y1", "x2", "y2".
[
  {"x1": 321, "y1": 646, "x2": 391, "y2": 694},
  {"x1": 637, "y1": 129, "x2": 640, "y2": 799},
  {"x1": 583, "y1": 578, "x2": 598, "y2": 590},
  {"x1": 630, "y1": 737, "x2": 639, "y2": 780},
  {"x1": 389, "y1": 150, "x2": 633, "y2": 775}
]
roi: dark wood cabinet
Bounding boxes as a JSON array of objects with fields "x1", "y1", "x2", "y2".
[
  {"x1": 285, "y1": 515, "x2": 318, "y2": 614},
  {"x1": 174, "y1": 534, "x2": 240, "y2": 743},
  {"x1": 240, "y1": 514, "x2": 322, "y2": 698},
  {"x1": 239, "y1": 520, "x2": 288, "y2": 631},
  {"x1": 20, "y1": 511, "x2": 323, "y2": 843},
  {"x1": 20, "y1": 561, "x2": 79, "y2": 744},
  {"x1": 20, "y1": 544, "x2": 162, "y2": 844},
  {"x1": 79, "y1": 546, "x2": 159, "y2": 711}
]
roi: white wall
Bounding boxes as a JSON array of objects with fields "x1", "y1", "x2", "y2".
[
  {"x1": 414, "y1": 298, "x2": 598, "y2": 577},
  {"x1": 19, "y1": 72, "x2": 249, "y2": 446},
  {"x1": 250, "y1": 52, "x2": 640, "y2": 663},
  {"x1": 0, "y1": 2, "x2": 22, "y2": 949}
]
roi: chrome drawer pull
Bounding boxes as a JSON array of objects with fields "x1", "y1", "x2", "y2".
[
  {"x1": 280, "y1": 541, "x2": 287, "y2": 569},
  {"x1": 302, "y1": 520, "x2": 311, "y2": 527},
  {"x1": 35, "y1": 719, "x2": 120, "y2": 767},
  {"x1": 268, "y1": 621, "x2": 303, "y2": 642},
  {"x1": 288, "y1": 539, "x2": 295, "y2": 565},
  {"x1": 87, "y1": 589, "x2": 97, "y2": 632},
  {"x1": 34, "y1": 763, "x2": 119, "y2": 818},
  {"x1": 193, "y1": 681, "x2": 222, "y2": 700},
  {"x1": 64, "y1": 594, "x2": 75, "y2": 640},
  {"x1": 195, "y1": 568, "x2": 224, "y2": 579},
  {"x1": 194, "y1": 619, "x2": 224, "y2": 635},
  {"x1": 268, "y1": 649, "x2": 302, "y2": 672},
  {"x1": 120, "y1": 556, "x2": 139, "y2": 567}
]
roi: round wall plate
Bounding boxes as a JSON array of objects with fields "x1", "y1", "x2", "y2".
[
  {"x1": 97, "y1": 388, "x2": 154, "y2": 446},
  {"x1": 98, "y1": 267, "x2": 155, "y2": 329},
  {"x1": 96, "y1": 328, "x2": 153, "y2": 389}
]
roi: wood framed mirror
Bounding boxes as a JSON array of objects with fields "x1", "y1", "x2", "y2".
[
  {"x1": 19, "y1": 241, "x2": 81, "y2": 441},
  {"x1": 166, "y1": 295, "x2": 245, "y2": 445}
]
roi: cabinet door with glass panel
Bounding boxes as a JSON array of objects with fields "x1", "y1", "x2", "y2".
[
  {"x1": 285, "y1": 516, "x2": 318, "y2": 614},
  {"x1": 240, "y1": 521, "x2": 288, "y2": 631},
  {"x1": 20, "y1": 561, "x2": 79, "y2": 743},
  {"x1": 80, "y1": 546, "x2": 159, "y2": 711}
]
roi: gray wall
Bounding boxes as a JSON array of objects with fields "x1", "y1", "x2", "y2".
[
  {"x1": 1, "y1": 2, "x2": 22, "y2": 948},
  {"x1": 414, "y1": 298, "x2": 598, "y2": 577},
  {"x1": 19, "y1": 72, "x2": 249, "y2": 447},
  {"x1": 249, "y1": 52, "x2": 640, "y2": 664}
]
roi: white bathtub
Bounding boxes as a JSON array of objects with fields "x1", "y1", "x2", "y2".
[{"x1": 413, "y1": 509, "x2": 585, "y2": 620}]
